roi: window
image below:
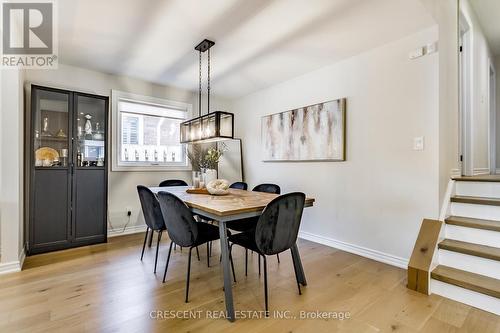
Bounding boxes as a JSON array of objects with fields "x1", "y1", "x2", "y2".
[{"x1": 111, "y1": 90, "x2": 192, "y2": 171}]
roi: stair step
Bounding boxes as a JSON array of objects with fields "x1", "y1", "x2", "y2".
[
  {"x1": 431, "y1": 265, "x2": 500, "y2": 299},
  {"x1": 445, "y1": 216, "x2": 500, "y2": 232},
  {"x1": 453, "y1": 175, "x2": 500, "y2": 182},
  {"x1": 450, "y1": 195, "x2": 500, "y2": 206},
  {"x1": 439, "y1": 239, "x2": 500, "y2": 261}
]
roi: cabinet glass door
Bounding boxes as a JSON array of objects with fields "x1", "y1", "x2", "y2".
[
  {"x1": 75, "y1": 95, "x2": 107, "y2": 167},
  {"x1": 33, "y1": 89, "x2": 70, "y2": 168}
]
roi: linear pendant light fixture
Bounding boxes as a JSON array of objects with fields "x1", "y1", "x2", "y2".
[{"x1": 180, "y1": 39, "x2": 234, "y2": 144}]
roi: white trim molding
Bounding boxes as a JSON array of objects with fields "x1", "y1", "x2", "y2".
[
  {"x1": 450, "y1": 168, "x2": 461, "y2": 178},
  {"x1": 108, "y1": 224, "x2": 147, "y2": 238},
  {"x1": 473, "y1": 168, "x2": 490, "y2": 175},
  {"x1": 0, "y1": 247, "x2": 25, "y2": 275},
  {"x1": 298, "y1": 231, "x2": 408, "y2": 269}
]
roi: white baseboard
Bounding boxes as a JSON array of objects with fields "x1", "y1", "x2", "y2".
[
  {"x1": 473, "y1": 168, "x2": 490, "y2": 175},
  {"x1": 451, "y1": 168, "x2": 461, "y2": 178},
  {"x1": 0, "y1": 246, "x2": 26, "y2": 275},
  {"x1": 0, "y1": 261, "x2": 22, "y2": 275},
  {"x1": 108, "y1": 224, "x2": 147, "y2": 238},
  {"x1": 298, "y1": 231, "x2": 408, "y2": 269}
]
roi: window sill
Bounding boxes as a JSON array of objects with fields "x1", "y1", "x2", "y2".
[{"x1": 111, "y1": 165, "x2": 192, "y2": 172}]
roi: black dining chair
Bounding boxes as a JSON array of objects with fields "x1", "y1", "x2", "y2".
[
  {"x1": 137, "y1": 185, "x2": 167, "y2": 274},
  {"x1": 157, "y1": 179, "x2": 189, "y2": 250},
  {"x1": 226, "y1": 183, "x2": 282, "y2": 263},
  {"x1": 159, "y1": 179, "x2": 188, "y2": 187},
  {"x1": 229, "y1": 181, "x2": 248, "y2": 190},
  {"x1": 157, "y1": 191, "x2": 236, "y2": 303},
  {"x1": 228, "y1": 192, "x2": 306, "y2": 314}
]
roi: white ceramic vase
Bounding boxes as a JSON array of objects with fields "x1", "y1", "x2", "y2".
[{"x1": 203, "y1": 169, "x2": 217, "y2": 186}]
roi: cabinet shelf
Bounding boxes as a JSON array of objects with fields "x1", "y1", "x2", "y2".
[{"x1": 36, "y1": 136, "x2": 68, "y2": 142}]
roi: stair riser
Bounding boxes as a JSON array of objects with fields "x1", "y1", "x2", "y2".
[
  {"x1": 430, "y1": 279, "x2": 500, "y2": 315},
  {"x1": 455, "y1": 181, "x2": 500, "y2": 198},
  {"x1": 450, "y1": 202, "x2": 500, "y2": 221},
  {"x1": 445, "y1": 224, "x2": 500, "y2": 248},
  {"x1": 438, "y1": 249, "x2": 500, "y2": 279}
]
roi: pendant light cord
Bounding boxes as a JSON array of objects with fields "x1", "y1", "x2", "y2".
[
  {"x1": 207, "y1": 48, "x2": 211, "y2": 114},
  {"x1": 198, "y1": 50, "x2": 202, "y2": 117}
]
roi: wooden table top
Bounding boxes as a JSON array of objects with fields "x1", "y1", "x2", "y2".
[{"x1": 149, "y1": 186, "x2": 315, "y2": 217}]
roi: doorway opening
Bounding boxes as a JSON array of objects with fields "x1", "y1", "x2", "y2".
[{"x1": 459, "y1": 11, "x2": 472, "y2": 176}]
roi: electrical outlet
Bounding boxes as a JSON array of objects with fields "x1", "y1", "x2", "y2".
[
  {"x1": 126, "y1": 207, "x2": 132, "y2": 216},
  {"x1": 413, "y1": 136, "x2": 424, "y2": 151}
]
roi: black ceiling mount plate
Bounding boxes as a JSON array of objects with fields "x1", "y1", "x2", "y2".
[{"x1": 195, "y1": 39, "x2": 215, "y2": 52}]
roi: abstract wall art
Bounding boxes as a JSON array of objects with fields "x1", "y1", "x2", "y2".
[{"x1": 261, "y1": 98, "x2": 346, "y2": 161}]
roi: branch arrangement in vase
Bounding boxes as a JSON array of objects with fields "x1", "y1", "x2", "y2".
[{"x1": 187, "y1": 143, "x2": 227, "y2": 171}]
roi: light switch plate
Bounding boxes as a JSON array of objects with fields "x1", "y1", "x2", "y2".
[{"x1": 413, "y1": 136, "x2": 424, "y2": 151}]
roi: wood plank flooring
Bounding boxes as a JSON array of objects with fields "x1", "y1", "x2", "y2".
[{"x1": 0, "y1": 233, "x2": 499, "y2": 332}]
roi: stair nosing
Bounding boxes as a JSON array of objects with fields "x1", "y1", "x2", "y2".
[
  {"x1": 431, "y1": 265, "x2": 500, "y2": 299},
  {"x1": 438, "y1": 239, "x2": 500, "y2": 261},
  {"x1": 450, "y1": 195, "x2": 500, "y2": 207},
  {"x1": 445, "y1": 216, "x2": 500, "y2": 232}
]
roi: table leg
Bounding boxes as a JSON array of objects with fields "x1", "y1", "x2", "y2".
[
  {"x1": 218, "y1": 221, "x2": 235, "y2": 322},
  {"x1": 291, "y1": 243, "x2": 307, "y2": 286}
]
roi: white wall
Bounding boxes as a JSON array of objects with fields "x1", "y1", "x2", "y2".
[
  {"x1": 496, "y1": 56, "x2": 500, "y2": 168},
  {"x1": 0, "y1": 68, "x2": 25, "y2": 271},
  {"x1": 231, "y1": 27, "x2": 440, "y2": 264},
  {"x1": 24, "y1": 64, "x2": 231, "y2": 233},
  {"x1": 461, "y1": 0, "x2": 494, "y2": 174}
]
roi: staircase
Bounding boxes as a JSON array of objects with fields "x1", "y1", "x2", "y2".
[{"x1": 430, "y1": 176, "x2": 500, "y2": 315}]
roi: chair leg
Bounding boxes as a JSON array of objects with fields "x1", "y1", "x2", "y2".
[
  {"x1": 154, "y1": 230, "x2": 163, "y2": 273},
  {"x1": 263, "y1": 255, "x2": 269, "y2": 315},
  {"x1": 229, "y1": 244, "x2": 236, "y2": 283},
  {"x1": 245, "y1": 248, "x2": 248, "y2": 276},
  {"x1": 290, "y1": 249, "x2": 302, "y2": 295},
  {"x1": 148, "y1": 230, "x2": 154, "y2": 247},
  {"x1": 258, "y1": 255, "x2": 261, "y2": 275},
  {"x1": 140, "y1": 228, "x2": 149, "y2": 261},
  {"x1": 196, "y1": 246, "x2": 200, "y2": 261},
  {"x1": 207, "y1": 243, "x2": 210, "y2": 267},
  {"x1": 174, "y1": 243, "x2": 177, "y2": 251},
  {"x1": 185, "y1": 247, "x2": 193, "y2": 303},
  {"x1": 162, "y1": 241, "x2": 173, "y2": 283},
  {"x1": 276, "y1": 253, "x2": 280, "y2": 263}
]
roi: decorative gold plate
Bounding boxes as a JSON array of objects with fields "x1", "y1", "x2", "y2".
[{"x1": 35, "y1": 147, "x2": 59, "y2": 162}]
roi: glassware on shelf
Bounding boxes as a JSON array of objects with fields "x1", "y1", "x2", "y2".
[
  {"x1": 145, "y1": 150, "x2": 149, "y2": 161},
  {"x1": 93, "y1": 122, "x2": 104, "y2": 140},
  {"x1": 163, "y1": 150, "x2": 167, "y2": 162},
  {"x1": 77, "y1": 125, "x2": 83, "y2": 139},
  {"x1": 41, "y1": 116, "x2": 52, "y2": 137},
  {"x1": 55, "y1": 129, "x2": 67, "y2": 138},
  {"x1": 124, "y1": 148, "x2": 129, "y2": 161},
  {"x1": 97, "y1": 158, "x2": 104, "y2": 167},
  {"x1": 135, "y1": 150, "x2": 139, "y2": 161},
  {"x1": 84, "y1": 114, "x2": 93, "y2": 139},
  {"x1": 154, "y1": 150, "x2": 158, "y2": 161},
  {"x1": 60, "y1": 149, "x2": 68, "y2": 167}
]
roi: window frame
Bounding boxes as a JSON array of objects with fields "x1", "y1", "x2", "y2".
[{"x1": 111, "y1": 90, "x2": 192, "y2": 172}]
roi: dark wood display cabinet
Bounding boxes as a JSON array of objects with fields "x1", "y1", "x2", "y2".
[{"x1": 26, "y1": 85, "x2": 108, "y2": 255}]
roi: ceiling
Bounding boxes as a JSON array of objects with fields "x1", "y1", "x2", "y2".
[
  {"x1": 58, "y1": 0, "x2": 435, "y2": 98},
  {"x1": 469, "y1": 0, "x2": 500, "y2": 55}
]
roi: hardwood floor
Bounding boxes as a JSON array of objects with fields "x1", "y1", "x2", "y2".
[{"x1": 1, "y1": 233, "x2": 499, "y2": 332}]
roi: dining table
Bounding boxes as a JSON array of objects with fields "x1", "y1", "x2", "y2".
[{"x1": 149, "y1": 186, "x2": 315, "y2": 322}]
